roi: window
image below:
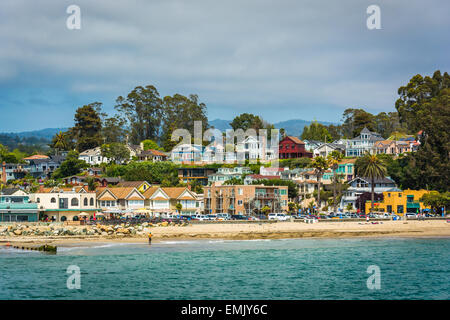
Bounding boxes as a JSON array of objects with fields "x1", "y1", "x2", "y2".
[
  {"x1": 280, "y1": 189, "x2": 287, "y2": 195},
  {"x1": 238, "y1": 200, "x2": 243, "y2": 205},
  {"x1": 51, "y1": 197, "x2": 56, "y2": 203},
  {"x1": 84, "y1": 198, "x2": 88, "y2": 206},
  {"x1": 71, "y1": 198, "x2": 79, "y2": 206},
  {"x1": 90, "y1": 198, "x2": 94, "y2": 206},
  {"x1": 397, "y1": 205, "x2": 404, "y2": 214},
  {"x1": 36, "y1": 198, "x2": 40, "y2": 203},
  {"x1": 238, "y1": 188, "x2": 243, "y2": 195}
]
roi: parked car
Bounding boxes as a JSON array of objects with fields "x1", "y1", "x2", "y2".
[
  {"x1": 268, "y1": 213, "x2": 288, "y2": 221},
  {"x1": 206, "y1": 214, "x2": 218, "y2": 220},
  {"x1": 405, "y1": 213, "x2": 417, "y2": 218},
  {"x1": 216, "y1": 213, "x2": 231, "y2": 221},
  {"x1": 231, "y1": 214, "x2": 248, "y2": 220}
]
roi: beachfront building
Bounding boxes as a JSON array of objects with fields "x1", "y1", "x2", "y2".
[
  {"x1": 0, "y1": 188, "x2": 38, "y2": 222},
  {"x1": 208, "y1": 166, "x2": 253, "y2": 186},
  {"x1": 364, "y1": 189, "x2": 431, "y2": 215},
  {"x1": 79, "y1": 147, "x2": 110, "y2": 165},
  {"x1": 116, "y1": 181, "x2": 152, "y2": 193},
  {"x1": 203, "y1": 184, "x2": 289, "y2": 216},
  {"x1": 279, "y1": 136, "x2": 313, "y2": 159},
  {"x1": 143, "y1": 187, "x2": 202, "y2": 216},
  {"x1": 340, "y1": 176, "x2": 400, "y2": 211},
  {"x1": 30, "y1": 186, "x2": 98, "y2": 222},
  {"x1": 96, "y1": 187, "x2": 146, "y2": 216},
  {"x1": 342, "y1": 127, "x2": 384, "y2": 157}
]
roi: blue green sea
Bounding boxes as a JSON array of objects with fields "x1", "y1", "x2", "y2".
[{"x1": 0, "y1": 238, "x2": 449, "y2": 299}]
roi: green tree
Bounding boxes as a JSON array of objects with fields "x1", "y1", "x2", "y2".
[
  {"x1": 50, "y1": 131, "x2": 70, "y2": 155},
  {"x1": 420, "y1": 191, "x2": 449, "y2": 215},
  {"x1": 85, "y1": 176, "x2": 97, "y2": 191},
  {"x1": 175, "y1": 203, "x2": 183, "y2": 214},
  {"x1": 100, "y1": 143, "x2": 130, "y2": 164},
  {"x1": 393, "y1": 71, "x2": 450, "y2": 192},
  {"x1": 115, "y1": 85, "x2": 163, "y2": 144},
  {"x1": 327, "y1": 150, "x2": 344, "y2": 213},
  {"x1": 72, "y1": 103, "x2": 103, "y2": 152},
  {"x1": 101, "y1": 115, "x2": 128, "y2": 143},
  {"x1": 229, "y1": 113, "x2": 264, "y2": 131},
  {"x1": 301, "y1": 121, "x2": 332, "y2": 142},
  {"x1": 309, "y1": 156, "x2": 329, "y2": 212},
  {"x1": 52, "y1": 151, "x2": 88, "y2": 179},
  {"x1": 160, "y1": 93, "x2": 208, "y2": 151},
  {"x1": 357, "y1": 153, "x2": 387, "y2": 213},
  {"x1": 141, "y1": 139, "x2": 163, "y2": 151}
]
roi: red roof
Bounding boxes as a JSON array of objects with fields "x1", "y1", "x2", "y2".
[
  {"x1": 282, "y1": 136, "x2": 305, "y2": 145},
  {"x1": 247, "y1": 174, "x2": 280, "y2": 180},
  {"x1": 23, "y1": 154, "x2": 49, "y2": 160}
]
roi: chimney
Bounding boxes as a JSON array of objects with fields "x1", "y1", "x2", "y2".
[{"x1": 1, "y1": 162, "x2": 6, "y2": 184}]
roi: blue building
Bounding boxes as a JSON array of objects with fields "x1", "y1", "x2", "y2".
[{"x1": 0, "y1": 188, "x2": 39, "y2": 222}]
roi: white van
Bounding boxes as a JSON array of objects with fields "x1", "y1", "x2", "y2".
[{"x1": 268, "y1": 213, "x2": 288, "y2": 221}]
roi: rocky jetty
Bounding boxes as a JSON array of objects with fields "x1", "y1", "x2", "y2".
[{"x1": 0, "y1": 221, "x2": 189, "y2": 238}]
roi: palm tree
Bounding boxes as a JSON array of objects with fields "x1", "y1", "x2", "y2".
[
  {"x1": 309, "y1": 156, "x2": 329, "y2": 213},
  {"x1": 327, "y1": 151, "x2": 343, "y2": 214},
  {"x1": 357, "y1": 152, "x2": 387, "y2": 213},
  {"x1": 53, "y1": 131, "x2": 68, "y2": 155}
]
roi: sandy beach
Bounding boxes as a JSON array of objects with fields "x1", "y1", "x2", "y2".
[{"x1": 1, "y1": 220, "x2": 449, "y2": 247}]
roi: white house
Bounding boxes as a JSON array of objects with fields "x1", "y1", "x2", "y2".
[
  {"x1": 313, "y1": 143, "x2": 346, "y2": 158},
  {"x1": 79, "y1": 147, "x2": 110, "y2": 165}
]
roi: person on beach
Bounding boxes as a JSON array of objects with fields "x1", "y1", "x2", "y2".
[
  {"x1": 148, "y1": 232, "x2": 152, "y2": 244},
  {"x1": 366, "y1": 214, "x2": 370, "y2": 223}
]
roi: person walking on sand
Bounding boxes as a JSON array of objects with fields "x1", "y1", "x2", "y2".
[
  {"x1": 366, "y1": 214, "x2": 370, "y2": 223},
  {"x1": 148, "y1": 232, "x2": 152, "y2": 245}
]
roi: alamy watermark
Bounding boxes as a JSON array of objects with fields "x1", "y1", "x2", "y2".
[
  {"x1": 66, "y1": 265, "x2": 81, "y2": 289},
  {"x1": 170, "y1": 120, "x2": 280, "y2": 168},
  {"x1": 366, "y1": 265, "x2": 381, "y2": 290},
  {"x1": 66, "y1": 5, "x2": 81, "y2": 30},
  {"x1": 367, "y1": 5, "x2": 381, "y2": 30}
]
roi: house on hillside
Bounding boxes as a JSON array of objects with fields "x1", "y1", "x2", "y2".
[
  {"x1": 342, "y1": 127, "x2": 384, "y2": 157},
  {"x1": 136, "y1": 149, "x2": 168, "y2": 162},
  {"x1": 279, "y1": 136, "x2": 313, "y2": 159},
  {"x1": 313, "y1": 143, "x2": 345, "y2": 158},
  {"x1": 79, "y1": 147, "x2": 109, "y2": 165}
]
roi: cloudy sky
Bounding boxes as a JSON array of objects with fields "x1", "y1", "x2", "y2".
[{"x1": 0, "y1": 0, "x2": 449, "y2": 132}]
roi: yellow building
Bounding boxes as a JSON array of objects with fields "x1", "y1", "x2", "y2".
[{"x1": 365, "y1": 189, "x2": 431, "y2": 215}]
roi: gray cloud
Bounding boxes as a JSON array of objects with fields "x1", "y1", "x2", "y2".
[{"x1": 0, "y1": 0, "x2": 449, "y2": 131}]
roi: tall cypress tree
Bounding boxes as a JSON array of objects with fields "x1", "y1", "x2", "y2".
[{"x1": 72, "y1": 102, "x2": 103, "y2": 152}]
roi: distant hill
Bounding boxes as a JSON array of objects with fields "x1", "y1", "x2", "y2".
[
  {"x1": 2, "y1": 128, "x2": 69, "y2": 140},
  {"x1": 209, "y1": 119, "x2": 335, "y2": 137}
]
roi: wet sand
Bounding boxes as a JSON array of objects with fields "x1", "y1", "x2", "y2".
[{"x1": 1, "y1": 220, "x2": 449, "y2": 247}]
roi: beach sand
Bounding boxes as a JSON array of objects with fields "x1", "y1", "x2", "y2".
[{"x1": 1, "y1": 220, "x2": 449, "y2": 247}]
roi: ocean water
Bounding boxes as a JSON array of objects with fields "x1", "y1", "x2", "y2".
[{"x1": 0, "y1": 238, "x2": 449, "y2": 300}]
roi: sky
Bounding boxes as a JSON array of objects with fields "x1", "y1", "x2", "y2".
[{"x1": 0, "y1": 0, "x2": 449, "y2": 132}]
